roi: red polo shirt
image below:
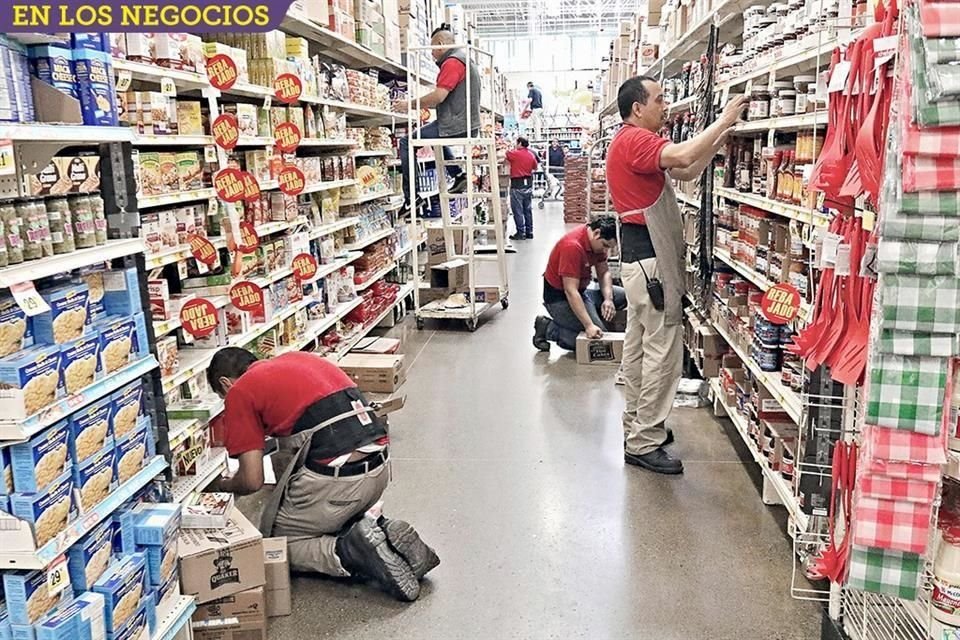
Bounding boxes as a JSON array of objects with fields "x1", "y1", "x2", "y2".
[
  {"x1": 506, "y1": 147, "x2": 538, "y2": 178},
  {"x1": 543, "y1": 225, "x2": 607, "y2": 302},
  {"x1": 606, "y1": 124, "x2": 671, "y2": 225}
]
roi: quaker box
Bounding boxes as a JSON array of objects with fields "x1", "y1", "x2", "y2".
[
  {"x1": 338, "y1": 353, "x2": 405, "y2": 393},
  {"x1": 178, "y1": 506, "x2": 265, "y2": 604},
  {"x1": 575, "y1": 332, "x2": 625, "y2": 365}
]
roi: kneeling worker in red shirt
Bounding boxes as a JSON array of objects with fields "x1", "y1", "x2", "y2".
[{"x1": 207, "y1": 348, "x2": 438, "y2": 601}]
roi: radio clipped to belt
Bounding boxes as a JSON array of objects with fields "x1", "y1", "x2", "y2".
[{"x1": 638, "y1": 261, "x2": 665, "y2": 311}]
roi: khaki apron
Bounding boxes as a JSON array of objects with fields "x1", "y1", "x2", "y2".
[
  {"x1": 619, "y1": 175, "x2": 686, "y2": 326},
  {"x1": 260, "y1": 405, "x2": 377, "y2": 537}
]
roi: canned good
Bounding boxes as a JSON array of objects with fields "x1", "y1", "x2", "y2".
[{"x1": 753, "y1": 339, "x2": 781, "y2": 372}]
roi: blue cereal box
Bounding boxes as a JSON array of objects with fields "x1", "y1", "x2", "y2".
[
  {"x1": 10, "y1": 420, "x2": 70, "y2": 493},
  {"x1": 70, "y1": 34, "x2": 106, "y2": 52},
  {"x1": 0, "y1": 296, "x2": 28, "y2": 358},
  {"x1": 91, "y1": 553, "x2": 146, "y2": 632},
  {"x1": 73, "y1": 50, "x2": 118, "y2": 127},
  {"x1": 32, "y1": 284, "x2": 89, "y2": 346},
  {"x1": 59, "y1": 330, "x2": 99, "y2": 396},
  {"x1": 69, "y1": 397, "x2": 112, "y2": 466},
  {"x1": 3, "y1": 569, "x2": 71, "y2": 625},
  {"x1": 27, "y1": 45, "x2": 77, "y2": 100},
  {"x1": 76, "y1": 269, "x2": 106, "y2": 324},
  {"x1": 110, "y1": 600, "x2": 146, "y2": 640},
  {"x1": 140, "y1": 534, "x2": 178, "y2": 587},
  {"x1": 109, "y1": 381, "x2": 142, "y2": 442},
  {"x1": 131, "y1": 312, "x2": 148, "y2": 356},
  {"x1": 1, "y1": 447, "x2": 13, "y2": 495},
  {"x1": 35, "y1": 591, "x2": 105, "y2": 640},
  {"x1": 95, "y1": 316, "x2": 135, "y2": 377},
  {"x1": 0, "y1": 345, "x2": 61, "y2": 418},
  {"x1": 101, "y1": 268, "x2": 140, "y2": 317},
  {"x1": 113, "y1": 425, "x2": 148, "y2": 485},
  {"x1": 132, "y1": 503, "x2": 181, "y2": 547},
  {"x1": 72, "y1": 444, "x2": 115, "y2": 512},
  {"x1": 10, "y1": 470, "x2": 74, "y2": 548},
  {"x1": 67, "y1": 519, "x2": 113, "y2": 591},
  {"x1": 152, "y1": 566, "x2": 179, "y2": 612}
]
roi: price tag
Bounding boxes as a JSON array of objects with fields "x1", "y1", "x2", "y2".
[
  {"x1": 0, "y1": 139, "x2": 15, "y2": 176},
  {"x1": 263, "y1": 95, "x2": 272, "y2": 110},
  {"x1": 160, "y1": 77, "x2": 177, "y2": 97},
  {"x1": 116, "y1": 69, "x2": 132, "y2": 92},
  {"x1": 874, "y1": 35, "x2": 898, "y2": 69},
  {"x1": 834, "y1": 243, "x2": 851, "y2": 276},
  {"x1": 205, "y1": 145, "x2": 219, "y2": 163},
  {"x1": 46, "y1": 556, "x2": 70, "y2": 597},
  {"x1": 828, "y1": 60, "x2": 852, "y2": 93},
  {"x1": 11, "y1": 282, "x2": 50, "y2": 316},
  {"x1": 821, "y1": 232, "x2": 842, "y2": 267}
]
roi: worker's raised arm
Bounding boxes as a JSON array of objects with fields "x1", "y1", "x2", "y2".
[{"x1": 659, "y1": 95, "x2": 746, "y2": 172}]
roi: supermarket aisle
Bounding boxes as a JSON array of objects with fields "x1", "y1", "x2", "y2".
[{"x1": 267, "y1": 203, "x2": 823, "y2": 639}]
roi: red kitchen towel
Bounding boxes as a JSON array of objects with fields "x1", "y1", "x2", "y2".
[
  {"x1": 901, "y1": 84, "x2": 960, "y2": 157},
  {"x1": 866, "y1": 424, "x2": 947, "y2": 464},
  {"x1": 853, "y1": 495, "x2": 935, "y2": 554},
  {"x1": 860, "y1": 473, "x2": 940, "y2": 503},
  {"x1": 903, "y1": 154, "x2": 960, "y2": 191},
  {"x1": 865, "y1": 458, "x2": 943, "y2": 482},
  {"x1": 920, "y1": 0, "x2": 960, "y2": 36}
]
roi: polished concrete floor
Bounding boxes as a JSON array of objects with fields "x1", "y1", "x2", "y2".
[{"x1": 259, "y1": 203, "x2": 824, "y2": 639}]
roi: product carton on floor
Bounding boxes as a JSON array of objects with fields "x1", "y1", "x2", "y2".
[
  {"x1": 575, "y1": 332, "x2": 625, "y2": 365},
  {"x1": 178, "y1": 507, "x2": 265, "y2": 603},
  {"x1": 338, "y1": 353, "x2": 406, "y2": 393},
  {"x1": 263, "y1": 537, "x2": 291, "y2": 617},
  {"x1": 193, "y1": 586, "x2": 267, "y2": 640},
  {"x1": 429, "y1": 258, "x2": 469, "y2": 290}
]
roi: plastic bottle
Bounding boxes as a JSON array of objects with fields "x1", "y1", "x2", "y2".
[{"x1": 932, "y1": 530, "x2": 960, "y2": 626}]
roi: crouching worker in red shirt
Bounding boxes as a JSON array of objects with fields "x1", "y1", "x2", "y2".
[{"x1": 207, "y1": 348, "x2": 438, "y2": 601}]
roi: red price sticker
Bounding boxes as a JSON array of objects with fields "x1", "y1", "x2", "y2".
[
  {"x1": 237, "y1": 221, "x2": 260, "y2": 254},
  {"x1": 179, "y1": 298, "x2": 219, "y2": 338},
  {"x1": 212, "y1": 113, "x2": 240, "y2": 150},
  {"x1": 229, "y1": 280, "x2": 265, "y2": 312},
  {"x1": 241, "y1": 171, "x2": 261, "y2": 203},
  {"x1": 274, "y1": 73, "x2": 303, "y2": 104},
  {"x1": 278, "y1": 165, "x2": 305, "y2": 196},
  {"x1": 206, "y1": 54, "x2": 238, "y2": 91},
  {"x1": 273, "y1": 122, "x2": 302, "y2": 153},
  {"x1": 291, "y1": 252, "x2": 318, "y2": 282},
  {"x1": 214, "y1": 168, "x2": 245, "y2": 203},
  {"x1": 760, "y1": 283, "x2": 802, "y2": 325},
  {"x1": 187, "y1": 233, "x2": 219, "y2": 266}
]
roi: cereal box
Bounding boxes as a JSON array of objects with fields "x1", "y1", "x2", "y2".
[
  {"x1": 132, "y1": 502, "x2": 181, "y2": 547},
  {"x1": 177, "y1": 151, "x2": 203, "y2": 191},
  {"x1": 9, "y1": 470, "x2": 74, "y2": 548},
  {"x1": 34, "y1": 591, "x2": 105, "y2": 640},
  {"x1": 0, "y1": 297, "x2": 27, "y2": 358},
  {"x1": 111, "y1": 501, "x2": 137, "y2": 555},
  {"x1": 3, "y1": 569, "x2": 71, "y2": 625},
  {"x1": 10, "y1": 419, "x2": 70, "y2": 493},
  {"x1": 110, "y1": 381, "x2": 142, "y2": 442},
  {"x1": 32, "y1": 284, "x2": 89, "y2": 345},
  {"x1": 0, "y1": 447, "x2": 13, "y2": 495},
  {"x1": 69, "y1": 397, "x2": 112, "y2": 465},
  {"x1": 156, "y1": 336, "x2": 179, "y2": 378},
  {"x1": 102, "y1": 267, "x2": 141, "y2": 316},
  {"x1": 234, "y1": 104, "x2": 259, "y2": 137},
  {"x1": 159, "y1": 152, "x2": 179, "y2": 193},
  {"x1": 95, "y1": 316, "x2": 135, "y2": 376},
  {"x1": 73, "y1": 49, "x2": 118, "y2": 127},
  {"x1": 58, "y1": 330, "x2": 99, "y2": 396},
  {"x1": 108, "y1": 33, "x2": 126, "y2": 58},
  {"x1": 110, "y1": 601, "x2": 147, "y2": 640},
  {"x1": 141, "y1": 534, "x2": 178, "y2": 587},
  {"x1": 71, "y1": 33, "x2": 106, "y2": 52},
  {"x1": 176, "y1": 101, "x2": 203, "y2": 135},
  {"x1": 124, "y1": 34, "x2": 155, "y2": 63},
  {"x1": 27, "y1": 45, "x2": 77, "y2": 100},
  {"x1": 91, "y1": 552, "x2": 147, "y2": 632},
  {"x1": 78, "y1": 269, "x2": 106, "y2": 323},
  {"x1": 67, "y1": 519, "x2": 113, "y2": 591},
  {"x1": 153, "y1": 568, "x2": 180, "y2": 612},
  {"x1": 114, "y1": 425, "x2": 148, "y2": 484},
  {"x1": 137, "y1": 151, "x2": 161, "y2": 196},
  {"x1": 0, "y1": 345, "x2": 61, "y2": 418},
  {"x1": 72, "y1": 443, "x2": 115, "y2": 511}
]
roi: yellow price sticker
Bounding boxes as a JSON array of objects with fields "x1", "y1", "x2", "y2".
[
  {"x1": 160, "y1": 77, "x2": 177, "y2": 97},
  {"x1": 46, "y1": 556, "x2": 70, "y2": 597},
  {"x1": 0, "y1": 139, "x2": 15, "y2": 176},
  {"x1": 10, "y1": 282, "x2": 51, "y2": 316}
]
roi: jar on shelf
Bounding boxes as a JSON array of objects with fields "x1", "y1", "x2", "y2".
[
  {"x1": 793, "y1": 75, "x2": 815, "y2": 113},
  {"x1": 770, "y1": 81, "x2": 792, "y2": 116},
  {"x1": 750, "y1": 88, "x2": 770, "y2": 120},
  {"x1": 68, "y1": 194, "x2": 97, "y2": 249},
  {"x1": 20, "y1": 201, "x2": 53, "y2": 260},
  {"x1": 46, "y1": 197, "x2": 75, "y2": 254},
  {"x1": 779, "y1": 89, "x2": 797, "y2": 115},
  {"x1": 0, "y1": 202, "x2": 23, "y2": 265},
  {"x1": 91, "y1": 195, "x2": 107, "y2": 245}
]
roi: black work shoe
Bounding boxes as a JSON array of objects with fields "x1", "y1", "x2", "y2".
[
  {"x1": 509, "y1": 233, "x2": 525, "y2": 241},
  {"x1": 623, "y1": 428, "x2": 674, "y2": 449},
  {"x1": 335, "y1": 519, "x2": 420, "y2": 601},
  {"x1": 379, "y1": 517, "x2": 440, "y2": 580},
  {"x1": 525, "y1": 234, "x2": 534, "y2": 239},
  {"x1": 624, "y1": 447, "x2": 684, "y2": 475},
  {"x1": 449, "y1": 174, "x2": 468, "y2": 193},
  {"x1": 533, "y1": 316, "x2": 551, "y2": 352}
]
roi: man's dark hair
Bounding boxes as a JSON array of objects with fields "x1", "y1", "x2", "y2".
[
  {"x1": 527, "y1": 81, "x2": 533, "y2": 87},
  {"x1": 517, "y1": 136, "x2": 529, "y2": 148},
  {"x1": 431, "y1": 23, "x2": 451, "y2": 37},
  {"x1": 617, "y1": 75, "x2": 658, "y2": 119},
  {"x1": 588, "y1": 215, "x2": 617, "y2": 241},
  {"x1": 208, "y1": 347, "x2": 259, "y2": 396}
]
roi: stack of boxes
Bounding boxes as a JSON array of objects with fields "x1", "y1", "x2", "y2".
[
  {"x1": 399, "y1": 0, "x2": 432, "y2": 74},
  {"x1": 383, "y1": 0, "x2": 402, "y2": 62},
  {"x1": 355, "y1": 0, "x2": 387, "y2": 57}
]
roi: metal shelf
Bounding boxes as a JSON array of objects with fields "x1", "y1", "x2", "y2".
[
  {"x1": 0, "y1": 456, "x2": 167, "y2": 569},
  {"x1": 343, "y1": 226, "x2": 395, "y2": 251},
  {"x1": 139, "y1": 188, "x2": 216, "y2": 210},
  {"x1": 315, "y1": 252, "x2": 363, "y2": 280},
  {"x1": 172, "y1": 448, "x2": 228, "y2": 503},
  {"x1": 309, "y1": 217, "x2": 359, "y2": 239},
  {"x1": 354, "y1": 149, "x2": 395, "y2": 158},
  {"x1": 714, "y1": 37, "x2": 844, "y2": 93},
  {"x1": 152, "y1": 596, "x2": 197, "y2": 640},
  {"x1": 152, "y1": 295, "x2": 230, "y2": 337},
  {"x1": 298, "y1": 138, "x2": 358, "y2": 148},
  {"x1": 713, "y1": 247, "x2": 812, "y2": 322},
  {"x1": 277, "y1": 296, "x2": 365, "y2": 355},
  {"x1": 715, "y1": 187, "x2": 831, "y2": 227},
  {"x1": 280, "y1": 14, "x2": 407, "y2": 76},
  {"x1": 340, "y1": 191, "x2": 395, "y2": 206},
  {"x1": 132, "y1": 134, "x2": 215, "y2": 147},
  {"x1": 0, "y1": 239, "x2": 144, "y2": 289},
  {"x1": 676, "y1": 191, "x2": 700, "y2": 208},
  {"x1": 354, "y1": 262, "x2": 397, "y2": 292},
  {"x1": 145, "y1": 237, "x2": 227, "y2": 270},
  {"x1": 112, "y1": 59, "x2": 209, "y2": 90},
  {"x1": 734, "y1": 110, "x2": 828, "y2": 133},
  {"x1": 0, "y1": 124, "x2": 132, "y2": 143},
  {"x1": 329, "y1": 282, "x2": 413, "y2": 360}
]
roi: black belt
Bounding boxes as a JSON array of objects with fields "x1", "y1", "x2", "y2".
[
  {"x1": 620, "y1": 222, "x2": 656, "y2": 262},
  {"x1": 306, "y1": 450, "x2": 389, "y2": 477},
  {"x1": 511, "y1": 176, "x2": 533, "y2": 188}
]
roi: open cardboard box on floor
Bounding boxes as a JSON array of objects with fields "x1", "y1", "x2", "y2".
[
  {"x1": 429, "y1": 258, "x2": 469, "y2": 290},
  {"x1": 193, "y1": 586, "x2": 267, "y2": 640},
  {"x1": 338, "y1": 353, "x2": 406, "y2": 393},
  {"x1": 576, "y1": 332, "x2": 625, "y2": 365}
]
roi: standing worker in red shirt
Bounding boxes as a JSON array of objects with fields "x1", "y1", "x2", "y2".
[
  {"x1": 607, "y1": 76, "x2": 746, "y2": 475},
  {"x1": 207, "y1": 348, "x2": 439, "y2": 601},
  {"x1": 505, "y1": 136, "x2": 539, "y2": 240}
]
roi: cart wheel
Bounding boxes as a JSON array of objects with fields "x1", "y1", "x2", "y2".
[
  {"x1": 416, "y1": 318, "x2": 425, "y2": 330},
  {"x1": 466, "y1": 319, "x2": 477, "y2": 332},
  {"x1": 501, "y1": 298, "x2": 509, "y2": 309}
]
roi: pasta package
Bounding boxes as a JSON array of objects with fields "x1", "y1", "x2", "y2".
[
  {"x1": 0, "y1": 296, "x2": 27, "y2": 358},
  {"x1": 109, "y1": 381, "x2": 142, "y2": 442},
  {"x1": 0, "y1": 344, "x2": 61, "y2": 418},
  {"x1": 132, "y1": 502, "x2": 181, "y2": 547},
  {"x1": 72, "y1": 443, "x2": 115, "y2": 511},
  {"x1": 10, "y1": 419, "x2": 70, "y2": 493},
  {"x1": 34, "y1": 591, "x2": 106, "y2": 640},
  {"x1": 9, "y1": 470, "x2": 74, "y2": 548},
  {"x1": 102, "y1": 267, "x2": 141, "y2": 317},
  {"x1": 69, "y1": 397, "x2": 112, "y2": 465},
  {"x1": 95, "y1": 316, "x2": 135, "y2": 376},
  {"x1": 3, "y1": 568, "x2": 72, "y2": 625},
  {"x1": 0, "y1": 447, "x2": 13, "y2": 495},
  {"x1": 114, "y1": 425, "x2": 148, "y2": 483},
  {"x1": 67, "y1": 519, "x2": 113, "y2": 591},
  {"x1": 141, "y1": 534, "x2": 179, "y2": 586},
  {"x1": 32, "y1": 284, "x2": 89, "y2": 345},
  {"x1": 59, "y1": 330, "x2": 100, "y2": 396},
  {"x1": 91, "y1": 552, "x2": 147, "y2": 632}
]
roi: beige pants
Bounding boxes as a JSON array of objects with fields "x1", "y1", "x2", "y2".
[
  {"x1": 621, "y1": 258, "x2": 684, "y2": 456},
  {"x1": 273, "y1": 461, "x2": 390, "y2": 577}
]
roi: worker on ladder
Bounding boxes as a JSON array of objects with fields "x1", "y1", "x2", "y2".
[{"x1": 395, "y1": 24, "x2": 481, "y2": 210}]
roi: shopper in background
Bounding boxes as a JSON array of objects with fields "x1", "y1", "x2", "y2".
[
  {"x1": 546, "y1": 139, "x2": 565, "y2": 198},
  {"x1": 505, "y1": 136, "x2": 539, "y2": 240},
  {"x1": 526, "y1": 81, "x2": 544, "y2": 139},
  {"x1": 395, "y1": 25, "x2": 481, "y2": 209},
  {"x1": 207, "y1": 348, "x2": 439, "y2": 602},
  {"x1": 533, "y1": 215, "x2": 625, "y2": 351},
  {"x1": 608, "y1": 75, "x2": 747, "y2": 475}
]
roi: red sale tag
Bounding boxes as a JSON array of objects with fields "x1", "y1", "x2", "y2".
[
  {"x1": 274, "y1": 73, "x2": 303, "y2": 104},
  {"x1": 187, "y1": 234, "x2": 219, "y2": 266},
  {"x1": 229, "y1": 281, "x2": 265, "y2": 312},
  {"x1": 241, "y1": 171, "x2": 261, "y2": 203},
  {"x1": 760, "y1": 283, "x2": 801, "y2": 325},
  {"x1": 237, "y1": 222, "x2": 260, "y2": 254},
  {"x1": 212, "y1": 113, "x2": 240, "y2": 150},
  {"x1": 206, "y1": 54, "x2": 238, "y2": 91},
  {"x1": 278, "y1": 166, "x2": 305, "y2": 196},
  {"x1": 179, "y1": 298, "x2": 219, "y2": 338},
  {"x1": 214, "y1": 168, "x2": 245, "y2": 203},
  {"x1": 291, "y1": 252, "x2": 318, "y2": 282},
  {"x1": 273, "y1": 122, "x2": 302, "y2": 153}
]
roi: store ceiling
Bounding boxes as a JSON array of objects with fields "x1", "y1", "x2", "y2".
[{"x1": 460, "y1": 0, "x2": 643, "y2": 37}]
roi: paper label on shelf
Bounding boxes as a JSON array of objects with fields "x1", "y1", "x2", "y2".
[
  {"x1": 821, "y1": 232, "x2": 842, "y2": 266},
  {"x1": 0, "y1": 139, "x2": 14, "y2": 176},
  {"x1": 828, "y1": 60, "x2": 852, "y2": 93},
  {"x1": 204, "y1": 145, "x2": 219, "y2": 163},
  {"x1": 263, "y1": 95, "x2": 272, "y2": 110},
  {"x1": 46, "y1": 556, "x2": 70, "y2": 597},
  {"x1": 861, "y1": 241, "x2": 879, "y2": 279},
  {"x1": 834, "y1": 243, "x2": 852, "y2": 276},
  {"x1": 11, "y1": 281, "x2": 51, "y2": 316},
  {"x1": 160, "y1": 77, "x2": 177, "y2": 97},
  {"x1": 874, "y1": 35, "x2": 898, "y2": 69},
  {"x1": 116, "y1": 69, "x2": 132, "y2": 92}
]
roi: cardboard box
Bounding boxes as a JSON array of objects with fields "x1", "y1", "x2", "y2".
[
  {"x1": 178, "y1": 507, "x2": 265, "y2": 604},
  {"x1": 263, "y1": 538, "x2": 290, "y2": 617},
  {"x1": 425, "y1": 227, "x2": 463, "y2": 265},
  {"x1": 192, "y1": 586, "x2": 266, "y2": 625},
  {"x1": 429, "y1": 259, "x2": 468, "y2": 290},
  {"x1": 575, "y1": 332, "x2": 625, "y2": 365},
  {"x1": 338, "y1": 353, "x2": 405, "y2": 393},
  {"x1": 696, "y1": 325, "x2": 727, "y2": 358}
]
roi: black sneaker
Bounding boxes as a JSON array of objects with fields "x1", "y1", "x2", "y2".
[
  {"x1": 335, "y1": 518, "x2": 420, "y2": 601},
  {"x1": 525, "y1": 234, "x2": 534, "y2": 239},
  {"x1": 624, "y1": 447, "x2": 683, "y2": 475},
  {"x1": 449, "y1": 174, "x2": 469, "y2": 193},
  {"x1": 509, "y1": 233, "x2": 525, "y2": 241},
  {"x1": 379, "y1": 517, "x2": 440, "y2": 580},
  {"x1": 533, "y1": 316, "x2": 551, "y2": 352}
]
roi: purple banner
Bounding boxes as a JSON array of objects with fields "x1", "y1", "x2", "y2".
[{"x1": 2, "y1": 0, "x2": 295, "y2": 32}]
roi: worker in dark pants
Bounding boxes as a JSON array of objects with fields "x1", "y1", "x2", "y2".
[{"x1": 505, "y1": 136, "x2": 538, "y2": 240}]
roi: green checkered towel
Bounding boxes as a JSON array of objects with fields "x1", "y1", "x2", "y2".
[
  {"x1": 867, "y1": 353, "x2": 948, "y2": 434},
  {"x1": 879, "y1": 329, "x2": 960, "y2": 356},
  {"x1": 876, "y1": 240, "x2": 959, "y2": 275},
  {"x1": 929, "y1": 63, "x2": 960, "y2": 101},
  {"x1": 909, "y1": 7, "x2": 960, "y2": 127},
  {"x1": 900, "y1": 190, "x2": 960, "y2": 218},
  {"x1": 880, "y1": 274, "x2": 960, "y2": 333},
  {"x1": 847, "y1": 546, "x2": 923, "y2": 600},
  {"x1": 925, "y1": 37, "x2": 960, "y2": 64}
]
